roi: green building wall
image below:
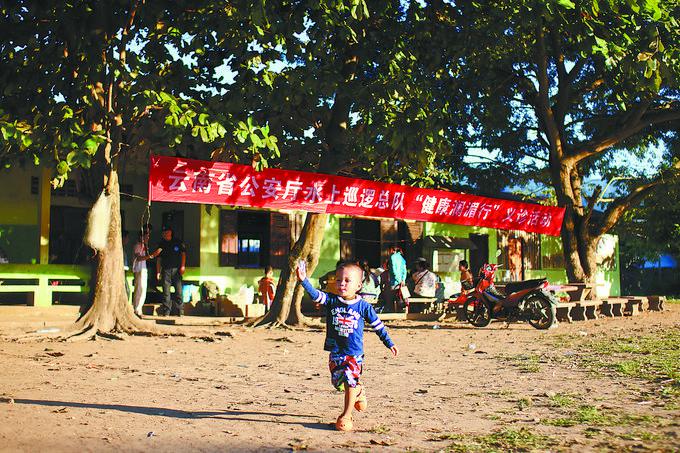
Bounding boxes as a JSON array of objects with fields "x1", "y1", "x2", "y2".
[
  {"x1": 0, "y1": 164, "x2": 621, "y2": 303},
  {"x1": 0, "y1": 167, "x2": 41, "y2": 263}
]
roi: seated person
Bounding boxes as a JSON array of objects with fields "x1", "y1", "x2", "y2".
[
  {"x1": 358, "y1": 260, "x2": 380, "y2": 304},
  {"x1": 434, "y1": 274, "x2": 446, "y2": 304},
  {"x1": 459, "y1": 260, "x2": 474, "y2": 291},
  {"x1": 411, "y1": 258, "x2": 437, "y2": 298}
]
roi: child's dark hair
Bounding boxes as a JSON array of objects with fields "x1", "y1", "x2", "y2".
[
  {"x1": 359, "y1": 259, "x2": 371, "y2": 284},
  {"x1": 459, "y1": 260, "x2": 469, "y2": 269},
  {"x1": 264, "y1": 265, "x2": 273, "y2": 274},
  {"x1": 336, "y1": 261, "x2": 364, "y2": 281}
]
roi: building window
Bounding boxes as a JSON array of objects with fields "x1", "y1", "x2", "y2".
[
  {"x1": 31, "y1": 176, "x2": 39, "y2": 195},
  {"x1": 219, "y1": 209, "x2": 290, "y2": 268},
  {"x1": 238, "y1": 238, "x2": 262, "y2": 267},
  {"x1": 49, "y1": 206, "x2": 89, "y2": 264},
  {"x1": 237, "y1": 211, "x2": 269, "y2": 268},
  {"x1": 52, "y1": 180, "x2": 79, "y2": 198}
]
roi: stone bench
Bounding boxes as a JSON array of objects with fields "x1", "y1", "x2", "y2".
[
  {"x1": 406, "y1": 297, "x2": 438, "y2": 314},
  {"x1": 623, "y1": 298, "x2": 644, "y2": 316},
  {"x1": 571, "y1": 300, "x2": 601, "y2": 321},
  {"x1": 555, "y1": 302, "x2": 576, "y2": 323},
  {"x1": 0, "y1": 274, "x2": 89, "y2": 306},
  {"x1": 600, "y1": 298, "x2": 625, "y2": 317},
  {"x1": 647, "y1": 296, "x2": 666, "y2": 311}
]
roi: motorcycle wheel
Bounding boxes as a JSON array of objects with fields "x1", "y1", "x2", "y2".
[
  {"x1": 464, "y1": 297, "x2": 491, "y2": 327},
  {"x1": 525, "y1": 295, "x2": 555, "y2": 330}
]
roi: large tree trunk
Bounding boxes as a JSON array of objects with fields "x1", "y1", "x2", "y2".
[
  {"x1": 560, "y1": 206, "x2": 600, "y2": 284},
  {"x1": 252, "y1": 213, "x2": 327, "y2": 328},
  {"x1": 68, "y1": 170, "x2": 156, "y2": 339}
]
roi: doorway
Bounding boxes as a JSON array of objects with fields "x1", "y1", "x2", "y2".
[
  {"x1": 354, "y1": 218, "x2": 381, "y2": 268},
  {"x1": 49, "y1": 206, "x2": 89, "y2": 264},
  {"x1": 468, "y1": 233, "x2": 489, "y2": 275}
]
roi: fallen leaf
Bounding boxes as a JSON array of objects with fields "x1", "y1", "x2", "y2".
[
  {"x1": 370, "y1": 439, "x2": 394, "y2": 446},
  {"x1": 267, "y1": 337, "x2": 294, "y2": 343}
]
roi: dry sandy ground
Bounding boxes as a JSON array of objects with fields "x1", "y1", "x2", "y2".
[{"x1": 0, "y1": 306, "x2": 678, "y2": 452}]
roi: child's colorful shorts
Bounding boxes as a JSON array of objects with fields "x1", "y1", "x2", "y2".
[{"x1": 328, "y1": 354, "x2": 363, "y2": 390}]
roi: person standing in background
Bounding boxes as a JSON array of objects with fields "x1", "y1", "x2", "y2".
[
  {"x1": 122, "y1": 230, "x2": 131, "y2": 302},
  {"x1": 148, "y1": 225, "x2": 186, "y2": 316},
  {"x1": 131, "y1": 228, "x2": 151, "y2": 317},
  {"x1": 258, "y1": 265, "x2": 277, "y2": 312},
  {"x1": 385, "y1": 246, "x2": 407, "y2": 312}
]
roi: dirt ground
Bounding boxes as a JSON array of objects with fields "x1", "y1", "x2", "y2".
[{"x1": 0, "y1": 305, "x2": 678, "y2": 452}]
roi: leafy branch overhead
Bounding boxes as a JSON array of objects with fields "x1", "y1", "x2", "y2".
[
  {"x1": 0, "y1": 1, "x2": 276, "y2": 186},
  {"x1": 440, "y1": 0, "x2": 679, "y2": 281}
]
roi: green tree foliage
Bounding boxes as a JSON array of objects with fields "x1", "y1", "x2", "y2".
[
  {"x1": 0, "y1": 1, "x2": 272, "y2": 334},
  {"x1": 180, "y1": 1, "x2": 473, "y2": 326},
  {"x1": 617, "y1": 181, "x2": 680, "y2": 265},
  {"x1": 0, "y1": 1, "x2": 472, "y2": 328},
  {"x1": 441, "y1": 0, "x2": 680, "y2": 282},
  {"x1": 188, "y1": 0, "x2": 469, "y2": 186},
  {"x1": 0, "y1": 1, "x2": 277, "y2": 182}
]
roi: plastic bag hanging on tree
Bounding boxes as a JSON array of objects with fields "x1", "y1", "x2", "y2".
[{"x1": 84, "y1": 190, "x2": 112, "y2": 251}]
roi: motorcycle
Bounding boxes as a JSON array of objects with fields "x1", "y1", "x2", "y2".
[{"x1": 463, "y1": 263, "x2": 557, "y2": 330}]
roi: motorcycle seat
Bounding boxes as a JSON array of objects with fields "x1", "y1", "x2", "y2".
[{"x1": 504, "y1": 278, "x2": 547, "y2": 295}]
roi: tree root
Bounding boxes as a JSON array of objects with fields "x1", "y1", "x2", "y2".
[
  {"x1": 97, "y1": 331, "x2": 128, "y2": 341},
  {"x1": 63, "y1": 324, "x2": 98, "y2": 342}
]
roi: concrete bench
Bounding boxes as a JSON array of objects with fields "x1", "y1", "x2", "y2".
[
  {"x1": 647, "y1": 296, "x2": 666, "y2": 311},
  {"x1": 600, "y1": 298, "x2": 625, "y2": 317},
  {"x1": 623, "y1": 298, "x2": 644, "y2": 316},
  {"x1": 564, "y1": 283, "x2": 594, "y2": 302},
  {"x1": 406, "y1": 297, "x2": 438, "y2": 314},
  {"x1": 0, "y1": 265, "x2": 90, "y2": 306},
  {"x1": 555, "y1": 302, "x2": 576, "y2": 323},
  {"x1": 571, "y1": 300, "x2": 601, "y2": 321}
]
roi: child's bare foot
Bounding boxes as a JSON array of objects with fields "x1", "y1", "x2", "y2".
[
  {"x1": 354, "y1": 385, "x2": 367, "y2": 412},
  {"x1": 335, "y1": 415, "x2": 353, "y2": 431}
]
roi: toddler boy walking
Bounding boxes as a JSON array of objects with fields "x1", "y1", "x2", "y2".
[{"x1": 296, "y1": 260, "x2": 398, "y2": 431}]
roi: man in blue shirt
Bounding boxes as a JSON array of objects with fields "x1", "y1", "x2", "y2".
[
  {"x1": 384, "y1": 246, "x2": 407, "y2": 312},
  {"x1": 297, "y1": 260, "x2": 398, "y2": 432}
]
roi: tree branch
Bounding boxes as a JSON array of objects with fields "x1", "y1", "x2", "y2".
[
  {"x1": 583, "y1": 184, "x2": 602, "y2": 225},
  {"x1": 567, "y1": 103, "x2": 680, "y2": 164},
  {"x1": 550, "y1": 28, "x2": 571, "y2": 126},
  {"x1": 596, "y1": 161, "x2": 680, "y2": 236}
]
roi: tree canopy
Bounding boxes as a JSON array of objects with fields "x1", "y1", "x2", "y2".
[
  {"x1": 434, "y1": 0, "x2": 680, "y2": 281},
  {"x1": 1, "y1": 0, "x2": 679, "y2": 331}
]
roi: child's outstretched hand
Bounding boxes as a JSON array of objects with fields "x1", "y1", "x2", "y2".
[
  {"x1": 296, "y1": 259, "x2": 307, "y2": 282},
  {"x1": 390, "y1": 345, "x2": 399, "y2": 357}
]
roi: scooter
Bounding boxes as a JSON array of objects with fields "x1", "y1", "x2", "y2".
[{"x1": 463, "y1": 263, "x2": 556, "y2": 329}]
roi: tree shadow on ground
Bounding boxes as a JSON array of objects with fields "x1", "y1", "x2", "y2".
[{"x1": 14, "y1": 399, "x2": 334, "y2": 430}]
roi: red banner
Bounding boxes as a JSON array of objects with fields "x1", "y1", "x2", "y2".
[{"x1": 149, "y1": 156, "x2": 565, "y2": 236}]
